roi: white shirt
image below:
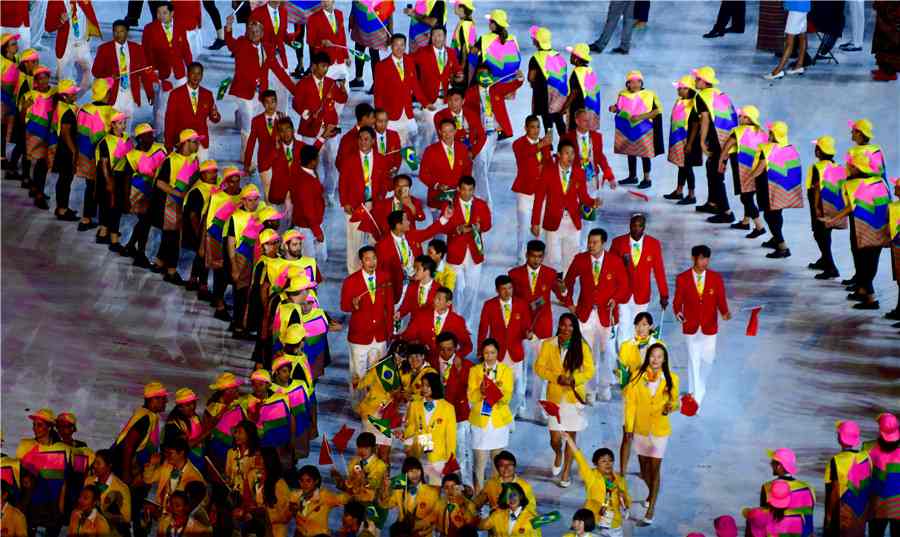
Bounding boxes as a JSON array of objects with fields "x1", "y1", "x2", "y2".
[
  {"x1": 324, "y1": 9, "x2": 337, "y2": 30},
  {"x1": 508, "y1": 507, "x2": 523, "y2": 534},
  {"x1": 268, "y1": 4, "x2": 281, "y2": 28},
  {"x1": 301, "y1": 165, "x2": 316, "y2": 175},
  {"x1": 253, "y1": 42, "x2": 265, "y2": 66}
]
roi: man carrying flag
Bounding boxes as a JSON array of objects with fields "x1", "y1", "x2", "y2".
[
  {"x1": 46, "y1": 0, "x2": 100, "y2": 94},
  {"x1": 91, "y1": 20, "x2": 155, "y2": 132}
]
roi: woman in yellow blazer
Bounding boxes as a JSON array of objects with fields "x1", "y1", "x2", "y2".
[
  {"x1": 293, "y1": 465, "x2": 350, "y2": 537},
  {"x1": 563, "y1": 435, "x2": 631, "y2": 534},
  {"x1": 356, "y1": 347, "x2": 403, "y2": 463},
  {"x1": 67, "y1": 485, "x2": 112, "y2": 537},
  {"x1": 403, "y1": 372, "x2": 457, "y2": 484},
  {"x1": 468, "y1": 339, "x2": 515, "y2": 492},
  {"x1": 84, "y1": 449, "x2": 132, "y2": 534},
  {"x1": 478, "y1": 482, "x2": 539, "y2": 537},
  {"x1": 401, "y1": 344, "x2": 438, "y2": 404},
  {"x1": 255, "y1": 449, "x2": 293, "y2": 537},
  {"x1": 623, "y1": 343, "x2": 679, "y2": 526},
  {"x1": 378, "y1": 457, "x2": 442, "y2": 537},
  {"x1": 534, "y1": 312, "x2": 595, "y2": 488}
]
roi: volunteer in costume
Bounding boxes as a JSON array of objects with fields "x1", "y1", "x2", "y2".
[
  {"x1": 610, "y1": 70, "x2": 664, "y2": 189},
  {"x1": 204, "y1": 372, "x2": 245, "y2": 469},
  {"x1": 806, "y1": 136, "x2": 845, "y2": 280},
  {"x1": 15, "y1": 408, "x2": 70, "y2": 537},
  {"x1": 95, "y1": 112, "x2": 132, "y2": 252},
  {"x1": 272, "y1": 326, "x2": 317, "y2": 459},
  {"x1": 691, "y1": 66, "x2": 738, "y2": 223},
  {"x1": 228, "y1": 184, "x2": 265, "y2": 338},
  {"x1": 527, "y1": 26, "x2": 567, "y2": 136},
  {"x1": 7, "y1": 47, "x2": 39, "y2": 190},
  {"x1": 450, "y1": 0, "x2": 477, "y2": 84},
  {"x1": 888, "y1": 178, "x2": 900, "y2": 326},
  {"x1": 183, "y1": 159, "x2": 220, "y2": 298},
  {"x1": 55, "y1": 411, "x2": 93, "y2": 517},
  {"x1": 402, "y1": 371, "x2": 457, "y2": 484},
  {"x1": 74, "y1": 79, "x2": 116, "y2": 231},
  {"x1": 404, "y1": 0, "x2": 446, "y2": 53},
  {"x1": 823, "y1": 420, "x2": 872, "y2": 537},
  {"x1": 468, "y1": 339, "x2": 514, "y2": 492},
  {"x1": 534, "y1": 312, "x2": 595, "y2": 488},
  {"x1": 760, "y1": 447, "x2": 816, "y2": 537},
  {"x1": 48, "y1": 79, "x2": 81, "y2": 221},
  {"x1": 664, "y1": 75, "x2": 701, "y2": 205},
  {"x1": 473, "y1": 9, "x2": 523, "y2": 142},
  {"x1": 163, "y1": 388, "x2": 207, "y2": 471},
  {"x1": 202, "y1": 167, "x2": 244, "y2": 323},
  {"x1": 21, "y1": 64, "x2": 54, "y2": 209},
  {"x1": 563, "y1": 437, "x2": 632, "y2": 536},
  {"x1": 121, "y1": 124, "x2": 167, "y2": 268},
  {"x1": 563, "y1": 43, "x2": 601, "y2": 130},
  {"x1": 718, "y1": 105, "x2": 768, "y2": 238},
  {"x1": 867, "y1": 413, "x2": 900, "y2": 537},
  {"x1": 1, "y1": 33, "x2": 23, "y2": 172}
]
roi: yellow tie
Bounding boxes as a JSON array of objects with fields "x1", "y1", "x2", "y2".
[
  {"x1": 266, "y1": 116, "x2": 274, "y2": 134},
  {"x1": 363, "y1": 154, "x2": 371, "y2": 200},
  {"x1": 631, "y1": 242, "x2": 641, "y2": 266},
  {"x1": 367, "y1": 274, "x2": 377, "y2": 301},
  {"x1": 399, "y1": 237, "x2": 410, "y2": 266},
  {"x1": 118, "y1": 45, "x2": 128, "y2": 75},
  {"x1": 273, "y1": 9, "x2": 280, "y2": 34},
  {"x1": 446, "y1": 145, "x2": 454, "y2": 167},
  {"x1": 163, "y1": 22, "x2": 173, "y2": 43},
  {"x1": 418, "y1": 284, "x2": 426, "y2": 305},
  {"x1": 592, "y1": 259, "x2": 601, "y2": 284},
  {"x1": 502, "y1": 302, "x2": 511, "y2": 325},
  {"x1": 437, "y1": 48, "x2": 446, "y2": 72},
  {"x1": 535, "y1": 141, "x2": 542, "y2": 163},
  {"x1": 317, "y1": 79, "x2": 323, "y2": 99},
  {"x1": 561, "y1": 168, "x2": 570, "y2": 192},
  {"x1": 481, "y1": 87, "x2": 492, "y2": 117},
  {"x1": 454, "y1": 114, "x2": 462, "y2": 130},
  {"x1": 327, "y1": 11, "x2": 336, "y2": 33},
  {"x1": 695, "y1": 273, "x2": 705, "y2": 295},
  {"x1": 434, "y1": 314, "x2": 443, "y2": 334},
  {"x1": 396, "y1": 59, "x2": 405, "y2": 80},
  {"x1": 529, "y1": 270, "x2": 537, "y2": 292},
  {"x1": 190, "y1": 89, "x2": 198, "y2": 113},
  {"x1": 463, "y1": 202, "x2": 471, "y2": 224}
]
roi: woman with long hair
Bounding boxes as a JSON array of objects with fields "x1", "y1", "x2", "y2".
[
  {"x1": 256, "y1": 448, "x2": 292, "y2": 537},
  {"x1": 623, "y1": 343, "x2": 679, "y2": 526},
  {"x1": 403, "y1": 372, "x2": 458, "y2": 485},
  {"x1": 534, "y1": 312, "x2": 595, "y2": 488},
  {"x1": 468, "y1": 339, "x2": 514, "y2": 492},
  {"x1": 225, "y1": 420, "x2": 261, "y2": 506}
]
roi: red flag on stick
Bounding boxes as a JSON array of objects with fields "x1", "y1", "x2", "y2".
[
  {"x1": 746, "y1": 306, "x2": 763, "y2": 336},
  {"x1": 482, "y1": 377, "x2": 504, "y2": 407},
  {"x1": 539, "y1": 400, "x2": 561, "y2": 424},
  {"x1": 350, "y1": 205, "x2": 382, "y2": 237},
  {"x1": 627, "y1": 190, "x2": 650, "y2": 202},
  {"x1": 332, "y1": 425, "x2": 355, "y2": 454},
  {"x1": 319, "y1": 435, "x2": 334, "y2": 465},
  {"x1": 442, "y1": 453, "x2": 461, "y2": 476}
]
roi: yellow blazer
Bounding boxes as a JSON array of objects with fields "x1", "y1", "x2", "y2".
[
  {"x1": 382, "y1": 484, "x2": 442, "y2": 537},
  {"x1": 156, "y1": 514, "x2": 213, "y2": 537},
  {"x1": 435, "y1": 496, "x2": 478, "y2": 535},
  {"x1": 2, "y1": 503, "x2": 28, "y2": 537},
  {"x1": 224, "y1": 448, "x2": 260, "y2": 492},
  {"x1": 144, "y1": 460, "x2": 206, "y2": 510},
  {"x1": 467, "y1": 362, "x2": 514, "y2": 429},
  {"x1": 357, "y1": 365, "x2": 394, "y2": 417},
  {"x1": 402, "y1": 365, "x2": 438, "y2": 404},
  {"x1": 293, "y1": 488, "x2": 349, "y2": 537},
  {"x1": 534, "y1": 337, "x2": 594, "y2": 404},
  {"x1": 571, "y1": 448, "x2": 631, "y2": 529},
  {"x1": 474, "y1": 476, "x2": 538, "y2": 515},
  {"x1": 404, "y1": 399, "x2": 457, "y2": 463},
  {"x1": 84, "y1": 473, "x2": 132, "y2": 524},
  {"x1": 265, "y1": 479, "x2": 293, "y2": 537},
  {"x1": 67, "y1": 509, "x2": 112, "y2": 536},
  {"x1": 624, "y1": 370, "x2": 680, "y2": 437},
  {"x1": 436, "y1": 263, "x2": 457, "y2": 292},
  {"x1": 345, "y1": 455, "x2": 388, "y2": 503},
  {"x1": 617, "y1": 336, "x2": 664, "y2": 387},
  {"x1": 480, "y1": 508, "x2": 539, "y2": 537}
]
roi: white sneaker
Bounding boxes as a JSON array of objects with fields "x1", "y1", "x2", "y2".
[
  {"x1": 557, "y1": 479, "x2": 571, "y2": 488},
  {"x1": 551, "y1": 463, "x2": 562, "y2": 477},
  {"x1": 786, "y1": 66, "x2": 805, "y2": 75},
  {"x1": 763, "y1": 71, "x2": 785, "y2": 80}
]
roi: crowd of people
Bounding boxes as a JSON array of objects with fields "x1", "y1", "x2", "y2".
[{"x1": 1, "y1": 0, "x2": 898, "y2": 536}]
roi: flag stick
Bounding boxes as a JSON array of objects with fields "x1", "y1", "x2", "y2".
[
  {"x1": 115, "y1": 65, "x2": 153, "y2": 80},
  {"x1": 230, "y1": 1, "x2": 246, "y2": 18}
]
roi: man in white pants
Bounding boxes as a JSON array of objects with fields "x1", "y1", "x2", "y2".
[
  {"x1": 437, "y1": 333, "x2": 472, "y2": 486},
  {"x1": 374, "y1": 34, "x2": 425, "y2": 148},
  {"x1": 673, "y1": 244, "x2": 731, "y2": 408},
  {"x1": 512, "y1": 116, "x2": 553, "y2": 263},
  {"x1": 51, "y1": 0, "x2": 97, "y2": 94},
  {"x1": 91, "y1": 21, "x2": 156, "y2": 133},
  {"x1": 563, "y1": 228, "x2": 630, "y2": 402},
  {"x1": 340, "y1": 127, "x2": 384, "y2": 274},
  {"x1": 144, "y1": 3, "x2": 192, "y2": 135},
  {"x1": 840, "y1": 0, "x2": 865, "y2": 52},
  {"x1": 445, "y1": 176, "x2": 491, "y2": 321}
]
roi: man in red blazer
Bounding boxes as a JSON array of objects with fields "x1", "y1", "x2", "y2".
[
  {"x1": 531, "y1": 139, "x2": 600, "y2": 272},
  {"x1": 419, "y1": 119, "x2": 473, "y2": 216},
  {"x1": 508, "y1": 239, "x2": 565, "y2": 419},
  {"x1": 225, "y1": 16, "x2": 269, "y2": 164},
  {"x1": 609, "y1": 213, "x2": 669, "y2": 345},
  {"x1": 305, "y1": 0, "x2": 350, "y2": 80},
  {"x1": 432, "y1": 88, "x2": 486, "y2": 161},
  {"x1": 46, "y1": 0, "x2": 100, "y2": 91},
  {"x1": 373, "y1": 108, "x2": 402, "y2": 173},
  {"x1": 340, "y1": 245, "x2": 395, "y2": 398},
  {"x1": 562, "y1": 108, "x2": 616, "y2": 191},
  {"x1": 374, "y1": 33, "x2": 428, "y2": 146},
  {"x1": 672, "y1": 244, "x2": 731, "y2": 407},
  {"x1": 268, "y1": 117, "x2": 317, "y2": 228},
  {"x1": 142, "y1": 2, "x2": 192, "y2": 130},
  {"x1": 372, "y1": 174, "x2": 426, "y2": 236},
  {"x1": 339, "y1": 126, "x2": 390, "y2": 274},
  {"x1": 248, "y1": 0, "x2": 294, "y2": 113},
  {"x1": 400, "y1": 287, "x2": 473, "y2": 369},
  {"x1": 375, "y1": 209, "x2": 448, "y2": 304},
  {"x1": 413, "y1": 26, "x2": 462, "y2": 149},
  {"x1": 91, "y1": 20, "x2": 156, "y2": 131},
  {"x1": 512, "y1": 115, "x2": 553, "y2": 262},
  {"x1": 175, "y1": 0, "x2": 203, "y2": 57},
  {"x1": 564, "y1": 228, "x2": 630, "y2": 402},
  {"x1": 435, "y1": 330, "x2": 473, "y2": 482},
  {"x1": 164, "y1": 62, "x2": 220, "y2": 161},
  {"x1": 289, "y1": 145, "x2": 328, "y2": 261},
  {"x1": 395, "y1": 255, "x2": 439, "y2": 322},
  {"x1": 244, "y1": 90, "x2": 284, "y2": 197},
  {"x1": 336, "y1": 103, "x2": 376, "y2": 174},
  {"x1": 478, "y1": 274, "x2": 533, "y2": 417},
  {"x1": 445, "y1": 175, "x2": 491, "y2": 320}
]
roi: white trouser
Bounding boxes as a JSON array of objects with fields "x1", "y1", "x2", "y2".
[
  {"x1": 685, "y1": 332, "x2": 717, "y2": 406},
  {"x1": 449, "y1": 250, "x2": 482, "y2": 322},
  {"x1": 455, "y1": 421, "x2": 471, "y2": 485},
  {"x1": 306, "y1": 235, "x2": 329, "y2": 263},
  {"x1": 414, "y1": 107, "x2": 438, "y2": 154},
  {"x1": 326, "y1": 63, "x2": 349, "y2": 118},
  {"x1": 114, "y1": 88, "x2": 137, "y2": 132},
  {"x1": 617, "y1": 299, "x2": 649, "y2": 347},
  {"x1": 57, "y1": 39, "x2": 91, "y2": 94},
  {"x1": 268, "y1": 68, "x2": 292, "y2": 116},
  {"x1": 845, "y1": 0, "x2": 865, "y2": 45},
  {"x1": 388, "y1": 113, "x2": 416, "y2": 147},
  {"x1": 515, "y1": 193, "x2": 534, "y2": 263},
  {"x1": 1, "y1": 26, "x2": 31, "y2": 52},
  {"x1": 345, "y1": 214, "x2": 367, "y2": 274},
  {"x1": 197, "y1": 146, "x2": 210, "y2": 163},
  {"x1": 349, "y1": 340, "x2": 386, "y2": 395},
  {"x1": 597, "y1": 527, "x2": 625, "y2": 537},
  {"x1": 260, "y1": 169, "x2": 273, "y2": 200},
  {"x1": 307, "y1": 135, "x2": 339, "y2": 201},
  {"x1": 186, "y1": 28, "x2": 202, "y2": 60},
  {"x1": 235, "y1": 93, "x2": 262, "y2": 135},
  {"x1": 423, "y1": 460, "x2": 446, "y2": 486},
  {"x1": 545, "y1": 212, "x2": 581, "y2": 274},
  {"x1": 525, "y1": 337, "x2": 545, "y2": 420},
  {"x1": 153, "y1": 76, "x2": 186, "y2": 135},
  {"x1": 473, "y1": 131, "x2": 497, "y2": 209},
  {"x1": 508, "y1": 356, "x2": 526, "y2": 418},
  {"x1": 580, "y1": 309, "x2": 614, "y2": 393},
  {"x1": 28, "y1": 1, "x2": 45, "y2": 45}
]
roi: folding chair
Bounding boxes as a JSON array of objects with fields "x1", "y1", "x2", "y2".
[{"x1": 808, "y1": 20, "x2": 839, "y2": 65}]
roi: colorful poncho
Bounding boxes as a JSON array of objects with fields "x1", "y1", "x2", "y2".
[
  {"x1": 111, "y1": 406, "x2": 160, "y2": 470},
  {"x1": 451, "y1": 19, "x2": 478, "y2": 70},
  {"x1": 891, "y1": 200, "x2": 900, "y2": 248},
  {"x1": 667, "y1": 98, "x2": 693, "y2": 167},
  {"x1": 827, "y1": 450, "x2": 873, "y2": 519},
  {"x1": 207, "y1": 404, "x2": 244, "y2": 460},
  {"x1": 126, "y1": 143, "x2": 167, "y2": 215},
  {"x1": 203, "y1": 189, "x2": 240, "y2": 270},
  {"x1": 761, "y1": 142, "x2": 803, "y2": 210},
  {"x1": 869, "y1": 442, "x2": 900, "y2": 520},
  {"x1": 75, "y1": 103, "x2": 116, "y2": 180},
  {"x1": 480, "y1": 33, "x2": 521, "y2": 82},
  {"x1": 46, "y1": 101, "x2": 79, "y2": 168},
  {"x1": 1, "y1": 57, "x2": 22, "y2": 116},
  {"x1": 272, "y1": 378, "x2": 312, "y2": 439},
  {"x1": 811, "y1": 160, "x2": 848, "y2": 229},
  {"x1": 255, "y1": 395, "x2": 292, "y2": 449},
  {"x1": 732, "y1": 125, "x2": 768, "y2": 193},
  {"x1": 694, "y1": 87, "x2": 737, "y2": 148},
  {"x1": 285, "y1": 0, "x2": 322, "y2": 24},
  {"x1": 408, "y1": 0, "x2": 446, "y2": 52},
  {"x1": 16, "y1": 440, "x2": 69, "y2": 508},
  {"x1": 613, "y1": 89, "x2": 662, "y2": 158},
  {"x1": 532, "y1": 50, "x2": 567, "y2": 114},
  {"x1": 231, "y1": 208, "x2": 266, "y2": 288},
  {"x1": 24, "y1": 89, "x2": 55, "y2": 160},
  {"x1": 162, "y1": 152, "x2": 198, "y2": 231},
  {"x1": 572, "y1": 65, "x2": 601, "y2": 116},
  {"x1": 845, "y1": 177, "x2": 891, "y2": 248},
  {"x1": 96, "y1": 133, "x2": 133, "y2": 174},
  {"x1": 350, "y1": 0, "x2": 393, "y2": 49}
]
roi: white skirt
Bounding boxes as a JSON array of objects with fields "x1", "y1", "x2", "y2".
[
  {"x1": 547, "y1": 402, "x2": 588, "y2": 432},
  {"x1": 633, "y1": 433, "x2": 669, "y2": 459},
  {"x1": 471, "y1": 419, "x2": 510, "y2": 451}
]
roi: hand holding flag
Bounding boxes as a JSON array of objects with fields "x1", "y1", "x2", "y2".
[{"x1": 745, "y1": 306, "x2": 763, "y2": 336}]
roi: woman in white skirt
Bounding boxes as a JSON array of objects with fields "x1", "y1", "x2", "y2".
[
  {"x1": 534, "y1": 312, "x2": 595, "y2": 488},
  {"x1": 623, "y1": 343, "x2": 679, "y2": 526},
  {"x1": 467, "y1": 339, "x2": 515, "y2": 492}
]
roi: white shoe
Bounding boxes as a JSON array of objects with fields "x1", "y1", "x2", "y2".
[
  {"x1": 557, "y1": 479, "x2": 571, "y2": 488},
  {"x1": 551, "y1": 463, "x2": 562, "y2": 477},
  {"x1": 637, "y1": 517, "x2": 653, "y2": 526},
  {"x1": 598, "y1": 385, "x2": 612, "y2": 402},
  {"x1": 786, "y1": 66, "x2": 805, "y2": 75},
  {"x1": 763, "y1": 71, "x2": 785, "y2": 80}
]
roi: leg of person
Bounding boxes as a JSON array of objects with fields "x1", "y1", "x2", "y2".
[
  {"x1": 353, "y1": 43, "x2": 367, "y2": 82},
  {"x1": 108, "y1": 206, "x2": 123, "y2": 248},
  {"x1": 730, "y1": 1, "x2": 746, "y2": 31},
  {"x1": 82, "y1": 179, "x2": 98, "y2": 226},
  {"x1": 31, "y1": 159, "x2": 49, "y2": 208},
  {"x1": 211, "y1": 268, "x2": 231, "y2": 319},
  {"x1": 55, "y1": 166, "x2": 75, "y2": 216},
  {"x1": 196, "y1": 145, "x2": 209, "y2": 163},
  {"x1": 627, "y1": 155, "x2": 638, "y2": 181},
  {"x1": 579, "y1": 312, "x2": 600, "y2": 392},
  {"x1": 510, "y1": 359, "x2": 526, "y2": 419},
  {"x1": 450, "y1": 260, "x2": 468, "y2": 316},
  {"x1": 161, "y1": 229, "x2": 183, "y2": 278},
  {"x1": 640, "y1": 157, "x2": 651, "y2": 184},
  {"x1": 388, "y1": 117, "x2": 411, "y2": 148},
  {"x1": 644, "y1": 456, "x2": 662, "y2": 520},
  {"x1": 463, "y1": 256, "x2": 483, "y2": 321},
  {"x1": 709, "y1": 1, "x2": 731, "y2": 33},
  {"x1": 868, "y1": 518, "x2": 888, "y2": 537},
  {"x1": 633, "y1": 1, "x2": 650, "y2": 23},
  {"x1": 472, "y1": 448, "x2": 489, "y2": 491},
  {"x1": 559, "y1": 215, "x2": 581, "y2": 276},
  {"x1": 595, "y1": 322, "x2": 613, "y2": 401},
  {"x1": 772, "y1": 33, "x2": 796, "y2": 75},
  {"x1": 549, "y1": 430, "x2": 563, "y2": 474},
  {"x1": 617, "y1": 1, "x2": 636, "y2": 52},
  {"x1": 619, "y1": 427, "x2": 633, "y2": 476},
  {"x1": 259, "y1": 169, "x2": 273, "y2": 200},
  {"x1": 561, "y1": 430, "x2": 577, "y2": 483},
  {"x1": 474, "y1": 133, "x2": 498, "y2": 209},
  {"x1": 202, "y1": 0, "x2": 224, "y2": 45},
  {"x1": 74, "y1": 41, "x2": 93, "y2": 97},
  {"x1": 321, "y1": 135, "x2": 341, "y2": 203},
  {"x1": 685, "y1": 332, "x2": 703, "y2": 402},
  {"x1": 591, "y1": 1, "x2": 627, "y2": 51},
  {"x1": 820, "y1": 228, "x2": 838, "y2": 274},
  {"x1": 345, "y1": 215, "x2": 364, "y2": 274},
  {"x1": 414, "y1": 108, "x2": 438, "y2": 154},
  {"x1": 616, "y1": 299, "x2": 635, "y2": 348},
  {"x1": 543, "y1": 228, "x2": 563, "y2": 275},
  {"x1": 116, "y1": 88, "x2": 138, "y2": 133},
  {"x1": 844, "y1": 0, "x2": 865, "y2": 48},
  {"x1": 456, "y1": 421, "x2": 471, "y2": 486},
  {"x1": 126, "y1": 0, "x2": 144, "y2": 24},
  {"x1": 685, "y1": 166, "x2": 696, "y2": 200},
  {"x1": 515, "y1": 193, "x2": 534, "y2": 264},
  {"x1": 695, "y1": 333, "x2": 717, "y2": 407}
]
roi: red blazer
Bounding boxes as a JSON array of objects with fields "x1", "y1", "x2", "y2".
[
  {"x1": 0, "y1": 1, "x2": 29, "y2": 27},
  {"x1": 609, "y1": 234, "x2": 669, "y2": 305},
  {"x1": 372, "y1": 195, "x2": 426, "y2": 234},
  {"x1": 673, "y1": 269, "x2": 729, "y2": 335},
  {"x1": 374, "y1": 129, "x2": 402, "y2": 171},
  {"x1": 164, "y1": 84, "x2": 218, "y2": 150},
  {"x1": 289, "y1": 166, "x2": 325, "y2": 239},
  {"x1": 92, "y1": 40, "x2": 155, "y2": 107},
  {"x1": 414, "y1": 46, "x2": 461, "y2": 106},
  {"x1": 292, "y1": 75, "x2": 348, "y2": 138},
  {"x1": 508, "y1": 264, "x2": 564, "y2": 339},
  {"x1": 531, "y1": 160, "x2": 595, "y2": 231},
  {"x1": 269, "y1": 138, "x2": 307, "y2": 204},
  {"x1": 244, "y1": 112, "x2": 283, "y2": 171},
  {"x1": 338, "y1": 150, "x2": 390, "y2": 209},
  {"x1": 445, "y1": 195, "x2": 491, "y2": 265},
  {"x1": 477, "y1": 297, "x2": 532, "y2": 363},
  {"x1": 463, "y1": 79, "x2": 523, "y2": 137},
  {"x1": 45, "y1": 0, "x2": 101, "y2": 59},
  {"x1": 563, "y1": 252, "x2": 631, "y2": 326},
  {"x1": 305, "y1": 9, "x2": 349, "y2": 64},
  {"x1": 141, "y1": 19, "x2": 192, "y2": 81},
  {"x1": 340, "y1": 269, "x2": 395, "y2": 344},
  {"x1": 373, "y1": 55, "x2": 427, "y2": 121},
  {"x1": 433, "y1": 107, "x2": 486, "y2": 157},
  {"x1": 336, "y1": 126, "x2": 360, "y2": 171},
  {"x1": 175, "y1": 0, "x2": 201, "y2": 31},
  {"x1": 561, "y1": 130, "x2": 614, "y2": 185},
  {"x1": 249, "y1": 3, "x2": 290, "y2": 68},
  {"x1": 338, "y1": 127, "x2": 401, "y2": 172},
  {"x1": 400, "y1": 307, "x2": 473, "y2": 368},
  {"x1": 512, "y1": 135, "x2": 552, "y2": 195},
  {"x1": 442, "y1": 358, "x2": 474, "y2": 422},
  {"x1": 419, "y1": 141, "x2": 473, "y2": 209},
  {"x1": 225, "y1": 29, "x2": 270, "y2": 99},
  {"x1": 375, "y1": 220, "x2": 445, "y2": 303},
  {"x1": 397, "y1": 279, "x2": 439, "y2": 319}
]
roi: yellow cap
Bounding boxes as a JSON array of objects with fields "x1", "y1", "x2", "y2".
[
  {"x1": 133, "y1": 123, "x2": 155, "y2": 137},
  {"x1": 812, "y1": 135, "x2": 836, "y2": 156},
  {"x1": 32, "y1": 65, "x2": 51, "y2": 78},
  {"x1": 766, "y1": 121, "x2": 789, "y2": 145},
  {"x1": 272, "y1": 355, "x2": 294, "y2": 372},
  {"x1": 626, "y1": 70, "x2": 643, "y2": 82},
  {"x1": 91, "y1": 77, "x2": 112, "y2": 101},
  {"x1": 174, "y1": 388, "x2": 198, "y2": 405},
  {"x1": 455, "y1": 0, "x2": 474, "y2": 11},
  {"x1": 259, "y1": 228, "x2": 281, "y2": 245},
  {"x1": 258, "y1": 205, "x2": 283, "y2": 223},
  {"x1": 240, "y1": 184, "x2": 260, "y2": 200},
  {"x1": 209, "y1": 372, "x2": 242, "y2": 391},
  {"x1": 485, "y1": 9, "x2": 508, "y2": 28},
  {"x1": 178, "y1": 129, "x2": 204, "y2": 144},
  {"x1": 286, "y1": 268, "x2": 316, "y2": 293},
  {"x1": 282, "y1": 229, "x2": 304, "y2": 243},
  {"x1": 110, "y1": 111, "x2": 128, "y2": 124},
  {"x1": 848, "y1": 118, "x2": 873, "y2": 140},
  {"x1": 250, "y1": 370, "x2": 272, "y2": 384},
  {"x1": 28, "y1": 408, "x2": 56, "y2": 424},
  {"x1": 222, "y1": 165, "x2": 245, "y2": 180},
  {"x1": 566, "y1": 43, "x2": 592, "y2": 63},
  {"x1": 1, "y1": 33, "x2": 20, "y2": 47},
  {"x1": 18, "y1": 48, "x2": 39, "y2": 62},
  {"x1": 57, "y1": 79, "x2": 79, "y2": 95},
  {"x1": 673, "y1": 75, "x2": 695, "y2": 90},
  {"x1": 529, "y1": 25, "x2": 551, "y2": 50},
  {"x1": 143, "y1": 381, "x2": 168, "y2": 399},
  {"x1": 282, "y1": 323, "x2": 306, "y2": 345},
  {"x1": 692, "y1": 66, "x2": 719, "y2": 86},
  {"x1": 199, "y1": 160, "x2": 218, "y2": 173},
  {"x1": 739, "y1": 105, "x2": 761, "y2": 127},
  {"x1": 55, "y1": 412, "x2": 77, "y2": 426}
]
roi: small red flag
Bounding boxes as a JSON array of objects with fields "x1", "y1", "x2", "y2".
[
  {"x1": 482, "y1": 377, "x2": 504, "y2": 407},
  {"x1": 349, "y1": 205, "x2": 382, "y2": 238},
  {"x1": 628, "y1": 190, "x2": 650, "y2": 202},
  {"x1": 382, "y1": 398, "x2": 403, "y2": 429},
  {"x1": 538, "y1": 400, "x2": 561, "y2": 423},
  {"x1": 680, "y1": 393, "x2": 699, "y2": 417},
  {"x1": 745, "y1": 306, "x2": 762, "y2": 336},
  {"x1": 332, "y1": 425, "x2": 355, "y2": 454},
  {"x1": 318, "y1": 435, "x2": 334, "y2": 465},
  {"x1": 442, "y1": 453, "x2": 461, "y2": 476}
]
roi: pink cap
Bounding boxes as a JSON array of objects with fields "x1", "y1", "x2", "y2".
[
  {"x1": 767, "y1": 480, "x2": 791, "y2": 509},
  {"x1": 836, "y1": 420, "x2": 861, "y2": 447},
  {"x1": 878, "y1": 413, "x2": 899, "y2": 442},
  {"x1": 742, "y1": 507, "x2": 772, "y2": 537},
  {"x1": 686, "y1": 534, "x2": 706, "y2": 537},
  {"x1": 714, "y1": 515, "x2": 738, "y2": 537},
  {"x1": 767, "y1": 448, "x2": 797, "y2": 475}
]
